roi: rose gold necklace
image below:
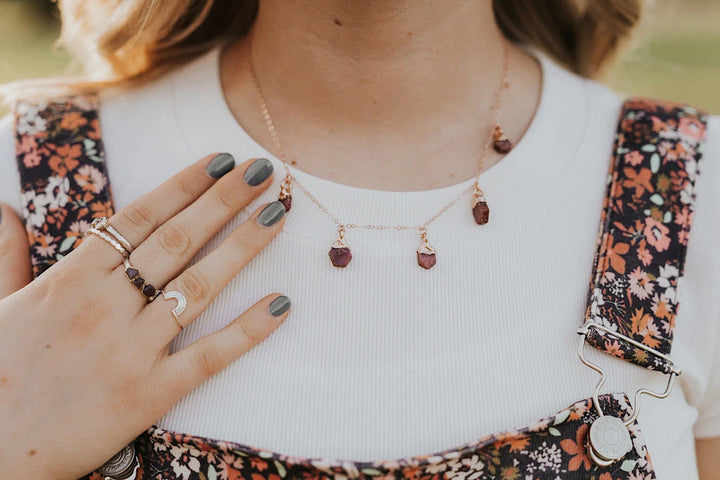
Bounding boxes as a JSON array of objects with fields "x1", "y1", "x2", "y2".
[{"x1": 247, "y1": 35, "x2": 513, "y2": 269}]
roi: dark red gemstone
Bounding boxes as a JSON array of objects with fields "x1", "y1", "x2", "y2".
[
  {"x1": 417, "y1": 252, "x2": 437, "y2": 269},
  {"x1": 472, "y1": 201, "x2": 490, "y2": 225},
  {"x1": 142, "y1": 284, "x2": 157, "y2": 298},
  {"x1": 329, "y1": 246, "x2": 352, "y2": 267},
  {"x1": 125, "y1": 267, "x2": 139, "y2": 280},
  {"x1": 493, "y1": 139, "x2": 513, "y2": 154},
  {"x1": 132, "y1": 276, "x2": 145, "y2": 288},
  {"x1": 279, "y1": 194, "x2": 292, "y2": 212}
]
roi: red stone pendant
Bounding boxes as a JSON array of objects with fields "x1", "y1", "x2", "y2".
[
  {"x1": 278, "y1": 173, "x2": 293, "y2": 212},
  {"x1": 329, "y1": 225, "x2": 352, "y2": 267},
  {"x1": 416, "y1": 228, "x2": 437, "y2": 269},
  {"x1": 278, "y1": 193, "x2": 292, "y2": 212},
  {"x1": 471, "y1": 186, "x2": 490, "y2": 225},
  {"x1": 492, "y1": 124, "x2": 513, "y2": 154}
]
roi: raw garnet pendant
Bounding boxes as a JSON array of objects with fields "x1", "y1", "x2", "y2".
[
  {"x1": 329, "y1": 225, "x2": 352, "y2": 267},
  {"x1": 492, "y1": 124, "x2": 513, "y2": 154},
  {"x1": 471, "y1": 184, "x2": 490, "y2": 225},
  {"x1": 416, "y1": 228, "x2": 437, "y2": 269},
  {"x1": 278, "y1": 173, "x2": 293, "y2": 212}
]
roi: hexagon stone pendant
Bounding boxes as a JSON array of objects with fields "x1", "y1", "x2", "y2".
[
  {"x1": 471, "y1": 185, "x2": 490, "y2": 225},
  {"x1": 329, "y1": 225, "x2": 352, "y2": 267},
  {"x1": 416, "y1": 228, "x2": 437, "y2": 269}
]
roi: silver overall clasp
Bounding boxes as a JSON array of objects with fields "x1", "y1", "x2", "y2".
[{"x1": 577, "y1": 322, "x2": 681, "y2": 466}]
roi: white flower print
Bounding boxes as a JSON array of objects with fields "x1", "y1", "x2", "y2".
[
  {"x1": 526, "y1": 442, "x2": 562, "y2": 474},
  {"x1": 169, "y1": 444, "x2": 201, "y2": 480},
  {"x1": 74, "y1": 164, "x2": 107, "y2": 194},
  {"x1": 446, "y1": 454, "x2": 485, "y2": 479},
  {"x1": 44, "y1": 175, "x2": 70, "y2": 210},
  {"x1": 21, "y1": 189, "x2": 51, "y2": 228},
  {"x1": 657, "y1": 263, "x2": 679, "y2": 303},
  {"x1": 16, "y1": 103, "x2": 47, "y2": 135}
]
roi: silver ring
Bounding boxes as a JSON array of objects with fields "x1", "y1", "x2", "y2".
[
  {"x1": 85, "y1": 228, "x2": 129, "y2": 259},
  {"x1": 162, "y1": 290, "x2": 188, "y2": 329},
  {"x1": 121, "y1": 258, "x2": 187, "y2": 330},
  {"x1": 90, "y1": 217, "x2": 134, "y2": 254}
]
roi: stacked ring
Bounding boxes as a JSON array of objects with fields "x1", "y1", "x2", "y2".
[
  {"x1": 123, "y1": 258, "x2": 162, "y2": 302},
  {"x1": 84, "y1": 216, "x2": 188, "y2": 331},
  {"x1": 85, "y1": 216, "x2": 134, "y2": 258},
  {"x1": 122, "y1": 258, "x2": 187, "y2": 329}
]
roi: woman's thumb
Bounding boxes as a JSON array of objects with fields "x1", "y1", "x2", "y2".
[{"x1": 0, "y1": 204, "x2": 33, "y2": 300}]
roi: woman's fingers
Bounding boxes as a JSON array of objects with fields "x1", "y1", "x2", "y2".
[
  {"x1": 81, "y1": 152, "x2": 236, "y2": 270},
  {"x1": 142, "y1": 200, "x2": 286, "y2": 337},
  {"x1": 0, "y1": 204, "x2": 33, "y2": 299},
  {"x1": 157, "y1": 292, "x2": 291, "y2": 401},
  {"x1": 123, "y1": 156, "x2": 274, "y2": 289}
]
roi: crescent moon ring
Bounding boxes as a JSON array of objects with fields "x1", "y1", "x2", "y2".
[{"x1": 161, "y1": 290, "x2": 187, "y2": 324}]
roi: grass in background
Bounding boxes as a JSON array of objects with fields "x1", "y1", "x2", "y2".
[
  {"x1": 0, "y1": 0, "x2": 719, "y2": 115},
  {"x1": 607, "y1": 0, "x2": 720, "y2": 113}
]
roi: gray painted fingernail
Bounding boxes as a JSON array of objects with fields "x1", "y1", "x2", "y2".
[
  {"x1": 244, "y1": 158, "x2": 273, "y2": 186},
  {"x1": 207, "y1": 153, "x2": 235, "y2": 178},
  {"x1": 269, "y1": 295, "x2": 291, "y2": 317},
  {"x1": 257, "y1": 201, "x2": 285, "y2": 227}
]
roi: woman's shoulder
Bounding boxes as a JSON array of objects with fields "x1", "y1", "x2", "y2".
[{"x1": 0, "y1": 52, "x2": 199, "y2": 213}]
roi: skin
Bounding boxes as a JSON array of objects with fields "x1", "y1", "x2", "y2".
[{"x1": 0, "y1": 1, "x2": 716, "y2": 478}]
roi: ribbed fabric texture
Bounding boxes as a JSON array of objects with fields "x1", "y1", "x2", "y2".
[{"x1": 1, "y1": 45, "x2": 719, "y2": 480}]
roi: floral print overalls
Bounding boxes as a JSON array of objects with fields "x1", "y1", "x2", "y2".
[{"x1": 13, "y1": 95, "x2": 709, "y2": 479}]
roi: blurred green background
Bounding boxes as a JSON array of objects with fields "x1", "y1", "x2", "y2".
[{"x1": 0, "y1": 0, "x2": 719, "y2": 116}]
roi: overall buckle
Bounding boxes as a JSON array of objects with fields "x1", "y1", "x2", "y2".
[{"x1": 577, "y1": 322, "x2": 681, "y2": 466}]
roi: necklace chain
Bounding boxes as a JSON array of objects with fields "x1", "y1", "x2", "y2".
[{"x1": 247, "y1": 34, "x2": 510, "y2": 233}]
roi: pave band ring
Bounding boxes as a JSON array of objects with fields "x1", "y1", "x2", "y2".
[
  {"x1": 85, "y1": 217, "x2": 134, "y2": 258},
  {"x1": 122, "y1": 258, "x2": 187, "y2": 330}
]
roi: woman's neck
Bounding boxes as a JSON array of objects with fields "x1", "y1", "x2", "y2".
[{"x1": 220, "y1": 0, "x2": 542, "y2": 191}]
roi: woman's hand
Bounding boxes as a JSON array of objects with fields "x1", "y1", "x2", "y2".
[{"x1": 0, "y1": 154, "x2": 291, "y2": 480}]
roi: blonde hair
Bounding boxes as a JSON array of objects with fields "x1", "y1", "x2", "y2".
[{"x1": 5, "y1": 0, "x2": 643, "y2": 99}]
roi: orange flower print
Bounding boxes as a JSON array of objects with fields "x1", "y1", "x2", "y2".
[
  {"x1": 622, "y1": 166, "x2": 654, "y2": 199},
  {"x1": 643, "y1": 217, "x2": 670, "y2": 252},
  {"x1": 560, "y1": 423, "x2": 591, "y2": 471},
  {"x1": 48, "y1": 143, "x2": 82, "y2": 176},
  {"x1": 601, "y1": 233, "x2": 630, "y2": 274},
  {"x1": 605, "y1": 338, "x2": 625, "y2": 359},
  {"x1": 59, "y1": 110, "x2": 88, "y2": 130},
  {"x1": 600, "y1": 473, "x2": 614, "y2": 480},
  {"x1": 90, "y1": 200, "x2": 114, "y2": 219},
  {"x1": 494, "y1": 431, "x2": 530, "y2": 453},
  {"x1": 249, "y1": 457, "x2": 268, "y2": 471}
]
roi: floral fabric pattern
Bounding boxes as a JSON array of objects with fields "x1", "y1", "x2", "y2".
[
  {"x1": 80, "y1": 394, "x2": 655, "y2": 480},
  {"x1": 13, "y1": 95, "x2": 706, "y2": 479},
  {"x1": 14, "y1": 96, "x2": 115, "y2": 278},
  {"x1": 582, "y1": 98, "x2": 708, "y2": 373}
]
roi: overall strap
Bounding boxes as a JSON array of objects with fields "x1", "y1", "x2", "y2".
[
  {"x1": 14, "y1": 94, "x2": 115, "y2": 278},
  {"x1": 582, "y1": 97, "x2": 709, "y2": 374}
]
